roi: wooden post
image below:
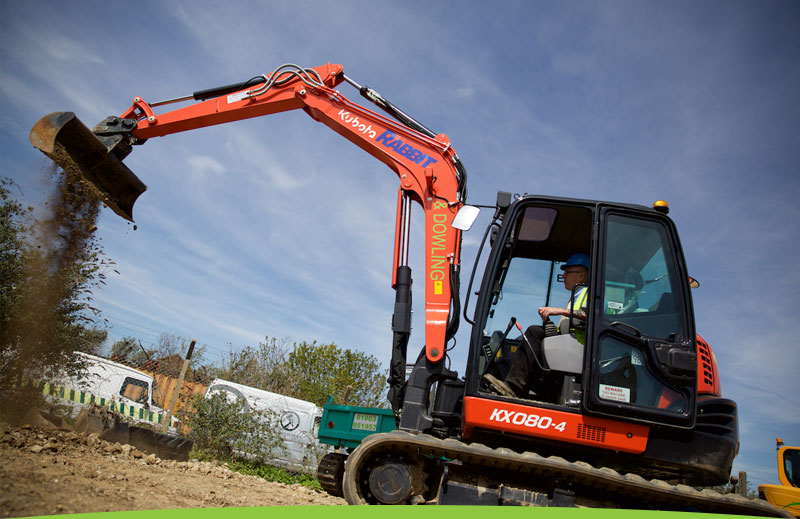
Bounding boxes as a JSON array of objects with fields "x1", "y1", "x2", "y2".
[
  {"x1": 161, "y1": 339, "x2": 195, "y2": 433},
  {"x1": 738, "y1": 471, "x2": 748, "y2": 496}
]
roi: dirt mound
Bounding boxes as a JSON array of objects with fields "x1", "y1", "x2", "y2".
[{"x1": 0, "y1": 422, "x2": 344, "y2": 517}]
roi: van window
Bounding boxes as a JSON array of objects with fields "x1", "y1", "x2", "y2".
[
  {"x1": 151, "y1": 378, "x2": 161, "y2": 407},
  {"x1": 120, "y1": 377, "x2": 149, "y2": 404}
]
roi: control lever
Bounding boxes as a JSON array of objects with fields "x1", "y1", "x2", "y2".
[
  {"x1": 515, "y1": 321, "x2": 550, "y2": 372},
  {"x1": 482, "y1": 317, "x2": 517, "y2": 376}
]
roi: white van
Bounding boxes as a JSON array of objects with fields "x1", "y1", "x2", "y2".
[
  {"x1": 44, "y1": 352, "x2": 178, "y2": 432},
  {"x1": 204, "y1": 379, "x2": 327, "y2": 473}
]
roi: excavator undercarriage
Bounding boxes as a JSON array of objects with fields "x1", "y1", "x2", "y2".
[{"x1": 342, "y1": 431, "x2": 790, "y2": 516}]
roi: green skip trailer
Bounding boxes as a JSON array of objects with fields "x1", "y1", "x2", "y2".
[{"x1": 316, "y1": 400, "x2": 396, "y2": 496}]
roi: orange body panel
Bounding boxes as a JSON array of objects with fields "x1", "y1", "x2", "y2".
[{"x1": 462, "y1": 396, "x2": 650, "y2": 454}]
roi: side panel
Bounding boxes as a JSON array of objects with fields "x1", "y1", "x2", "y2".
[
  {"x1": 318, "y1": 403, "x2": 397, "y2": 449},
  {"x1": 462, "y1": 396, "x2": 649, "y2": 454}
]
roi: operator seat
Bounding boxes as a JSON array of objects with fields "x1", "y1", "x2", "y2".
[{"x1": 541, "y1": 319, "x2": 584, "y2": 374}]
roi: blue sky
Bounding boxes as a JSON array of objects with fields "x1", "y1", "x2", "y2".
[{"x1": 2, "y1": 0, "x2": 798, "y2": 488}]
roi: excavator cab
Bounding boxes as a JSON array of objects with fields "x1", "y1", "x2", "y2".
[
  {"x1": 458, "y1": 193, "x2": 728, "y2": 484},
  {"x1": 469, "y1": 194, "x2": 696, "y2": 425}
]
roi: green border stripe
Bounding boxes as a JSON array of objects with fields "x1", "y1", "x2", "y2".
[
  {"x1": 19, "y1": 505, "x2": 765, "y2": 519},
  {"x1": 42, "y1": 382, "x2": 171, "y2": 427}
]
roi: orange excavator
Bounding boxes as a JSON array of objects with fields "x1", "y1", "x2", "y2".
[{"x1": 30, "y1": 63, "x2": 790, "y2": 515}]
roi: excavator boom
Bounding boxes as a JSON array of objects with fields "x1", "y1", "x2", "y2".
[{"x1": 30, "y1": 63, "x2": 465, "y2": 374}]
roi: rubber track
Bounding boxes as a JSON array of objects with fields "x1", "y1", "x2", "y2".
[
  {"x1": 317, "y1": 452, "x2": 346, "y2": 497},
  {"x1": 342, "y1": 430, "x2": 792, "y2": 516}
]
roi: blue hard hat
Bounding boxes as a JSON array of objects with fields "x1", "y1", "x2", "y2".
[{"x1": 561, "y1": 253, "x2": 590, "y2": 271}]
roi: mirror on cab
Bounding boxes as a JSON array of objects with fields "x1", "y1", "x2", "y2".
[{"x1": 452, "y1": 205, "x2": 480, "y2": 231}]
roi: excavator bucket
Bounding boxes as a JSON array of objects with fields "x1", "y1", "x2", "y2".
[{"x1": 29, "y1": 112, "x2": 146, "y2": 221}]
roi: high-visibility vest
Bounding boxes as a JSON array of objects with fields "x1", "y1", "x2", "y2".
[
  {"x1": 560, "y1": 287, "x2": 589, "y2": 344},
  {"x1": 571, "y1": 287, "x2": 589, "y2": 313}
]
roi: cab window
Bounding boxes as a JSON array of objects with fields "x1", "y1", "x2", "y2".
[
  {"x1": 597, "y1": 336, "x2": 687, "y2": 413},
  {"x1": 595, "y1": 213, "x2": 691, "y2": 417},
  {"x1": 784, "y1": 449, "x2": 800, "y2": 487},
  {"x1": 602, "y1": 215, "x2": 686, "y2": 341},
  {"x1": 484, "y1": 257, "x2": 553, "y2": 334}
]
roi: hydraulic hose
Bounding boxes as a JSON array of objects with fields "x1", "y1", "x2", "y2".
[{"x1": 445, "y1": 263, "x2": 460, "y2": 343}]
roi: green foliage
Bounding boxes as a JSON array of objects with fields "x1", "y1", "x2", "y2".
[
  {"x1": 215, "y1": 337, "x2": 388, "y2": 408},
  {"x1": 287, "y1": 341, "x2": 387, "y2": 408},
  {"x1": 110, "y1": 336, "x2": 140, "y2": 362},
  {"x1": 185, "y1": 391, "x2": 286, "y2": 465},
  {"x1": 0, "y1": 174, "x2": 109, "y2": 420},
  {"x1": 226, "y1": 459, "x2": 322, "y2": 490},
  {"x1": 0, "y1": 178, "x2": 29, "y2": 357}
]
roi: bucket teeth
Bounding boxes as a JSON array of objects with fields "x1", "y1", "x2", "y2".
[{"x1": 30, "y1": 112, "x2": 147, "y2": 221}]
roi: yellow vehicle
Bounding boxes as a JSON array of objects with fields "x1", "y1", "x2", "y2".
[{"x1": 760, "y1": 439, "x2": 800, "y2": 517}]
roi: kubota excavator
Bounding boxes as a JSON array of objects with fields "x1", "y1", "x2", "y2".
[{"x1": 29, "y1": 63, "x2": 790, "y2": 516}]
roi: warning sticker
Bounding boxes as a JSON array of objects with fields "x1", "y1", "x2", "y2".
[
  {"x1": 227, "y1": 91, "x2": 249, "y2": 104},
  {"x1": 599, "y1": 384, "x2": 631, "y2": 403},
  {"x1": 352, "y1": 413, "x2": 379, "y2": 432}
]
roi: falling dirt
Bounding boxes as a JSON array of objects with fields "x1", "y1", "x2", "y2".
[
  {"x1": 0, "y1": 422, "x2": 345, "y2": 517},
  {"x1": 0, "y1": 163, "x2": 109, "y2": 423}
]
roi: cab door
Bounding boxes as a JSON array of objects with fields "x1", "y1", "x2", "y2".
[{"x1": 584, "y1": 208, "x2": 697, "y2": 428}]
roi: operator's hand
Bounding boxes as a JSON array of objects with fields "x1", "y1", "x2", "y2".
[{"x1": 538, "y1": 306, "x2": 567, "y2": 321}]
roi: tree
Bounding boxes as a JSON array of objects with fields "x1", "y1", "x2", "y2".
[
  {"x1": 0, "y1": 178, "x2": 29, "y2": 356},
  {"x1": 110, "y1": 336, "x2": 141, "y2": 362},
  {"x1": 215, "y1": 337, "x2": 294, "y2": 395},
  {"x1": 286, "y1": 341, "x2": 387, "y2": 408},
  {"x1": 0, "y1": 172, "x2": 110, "y2": 419},
  {"x1": 155, "y1": 333, "x2": 208, "y2": 370},
  {"x1": 216, "y1": 337, "x2": 388, "y2": 408}
]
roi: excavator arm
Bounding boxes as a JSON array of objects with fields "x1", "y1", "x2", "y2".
[{"x1": 30, "y1": 63, "x2": 468, "y2": 396}]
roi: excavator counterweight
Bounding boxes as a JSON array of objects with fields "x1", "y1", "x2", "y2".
[{"x1": 30, "y1": 111, "x2": 146, "y2": 221}]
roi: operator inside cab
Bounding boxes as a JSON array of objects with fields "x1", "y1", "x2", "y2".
[{"x1": 485, "y1": 253, "x2": 589, "y2": 402}]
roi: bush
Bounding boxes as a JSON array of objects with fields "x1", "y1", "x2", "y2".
[{"x1": 185, "y1": 392, "x2": 286, "y2": 464}]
